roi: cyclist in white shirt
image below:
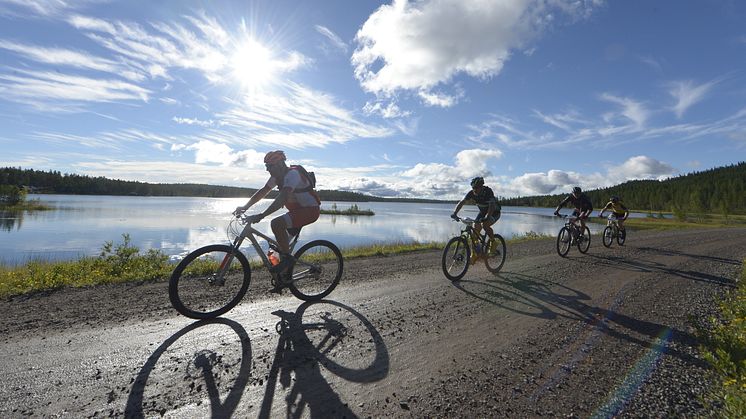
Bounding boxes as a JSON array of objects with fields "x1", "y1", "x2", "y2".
[{"x1": 234, "y1": 150, "x2": 320, "y2": 274}]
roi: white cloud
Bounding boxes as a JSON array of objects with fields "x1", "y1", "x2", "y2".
[
  {"x1": 0, "y1": 68, "x2": 150, "y2": 106},
  {"x1": 173, "y1": 117, "x2": 215, "y2": 127},
  {"x1": 215, "y1": 81, "x2": 393, "y2": 148},
  {"x1": 599, "y1": 93, "x2": 648, "y2": 128},
  {"x1": 363, "y1": 100, "x2": 411, "y2": 119},
  {"x1": 351, "y1": 0, "x2": 601, "y2": 106},
  {"x1": 614, "y1": 155, "x2": 675, "y2": 180},
  {"x1": 315, "y1": 25, "x2": 348, "y2": 53},
  {"x1": 668, "y1": 79, "x2": 718, "y2": 119}
]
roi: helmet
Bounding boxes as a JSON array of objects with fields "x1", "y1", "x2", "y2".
[
  {"x1": 610, "y1": 195, "x2": 620, "y2": 203},
  {"x1": 470, "y1": 176, "x2": 484, "y2": 187},
  {"x1": 572, "y1": 186, "x2": 582, "y2": 194},
  {"x1": 263, "y1": 150, "x2": 286, "y2": 165}
]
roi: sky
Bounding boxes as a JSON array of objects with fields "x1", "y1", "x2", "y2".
[{"x1": 1, "y1": 0, "x2": 745, "y2": 200}]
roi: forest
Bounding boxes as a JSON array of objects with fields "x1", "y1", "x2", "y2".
[
  {"x1": 0, "y1": 167, "x2": 448, "y2": 203},
  {"x1": 500, "y1": 162, "x2": 746, "y2": 215},
  {"x1": 2, "y1": 162, "x2": 744, "y2": 212}
]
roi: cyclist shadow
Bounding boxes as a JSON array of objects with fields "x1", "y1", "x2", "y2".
[
  {"x1": 258, "y1": 300, "x2": 389, "y2": 419},
  {"x1": 451, "y1": 274, "x2": 591, "y2": 321},
  {"x1": 124, "y1": 318, "x2": 252, "y2": 418},
  {"x1": 454, "y1": 272, "x2": 704, "y2": 367},
  {"x1": 586, "y1": 252, "x2": 736, "y2": 288}
]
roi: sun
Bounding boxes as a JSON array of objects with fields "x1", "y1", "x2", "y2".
[{"x1": 230, "y1": 39, "x2": 276, "y2": 90}]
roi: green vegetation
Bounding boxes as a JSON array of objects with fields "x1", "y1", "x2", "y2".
[
  {"x1": 698, "y1": 259, "x2": 746, "y2": 418},
  {"x1": 622, "y1": 213, "x2": 746, "y2": 231},
  {"x1": 320, "y1": 203, "x2": 375, "y2": 216},
  {"x1": 501, "y1": 162, "x2": 746, "y2": 215},
  {"x1": 0, "y1": 229, "x2": 561, "y2": 298},
  {"x1": 0, "y1": 234, "x2": 171, "y2": 297},
  {"x1": 0, "y1": 184, "x2": 51, "y2": 211}
]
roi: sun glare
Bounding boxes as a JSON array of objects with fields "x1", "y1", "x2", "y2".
[{"x1": 230, "y1": 39, "x2": 275, "y2": 89}]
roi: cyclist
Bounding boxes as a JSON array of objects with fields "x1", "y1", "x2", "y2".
[
  {"x1": 451, "y1": 176, "x2": 501, "y2": 259},
  {"x1": 598, "y1": 195, "x2": 629, "y2": 233},
  {"x1": 234, "y1": 150, "x2": 321, "y2": 281},
  {"x1": 553, "y1": 186, "x2": 593, "y2": 235}
]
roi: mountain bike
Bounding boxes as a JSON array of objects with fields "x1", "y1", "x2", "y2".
[
  {"x1": 169, "y1": 214, "x2": 343, "y2": 319},
  {"x1": 555, "y1": 213, "x2": 591, "y2": 257},
  {"x1": 601, "y1": 214, "x2": 626, "y2": 247},
  {"x1": 441, "y1": 216, "x2": 506, "y2": 281}
]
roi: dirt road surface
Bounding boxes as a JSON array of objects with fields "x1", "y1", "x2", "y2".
[{"x1": 1, "y1": 228, "x2": 744, "y2": 418}]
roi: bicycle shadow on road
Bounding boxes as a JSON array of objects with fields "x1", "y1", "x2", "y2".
[
  {"x1": 124, "y1": 318, "x2": 252, "y2": 418},
  {"x1": 451, "y1": 272, "x2": 704, "y2": 368},
  {"x1": 585, "y1": 251, "x2": 737, "y2": 288},
  {"x1": 257, "y1": 300, "x2": 389, "y2": 419}
]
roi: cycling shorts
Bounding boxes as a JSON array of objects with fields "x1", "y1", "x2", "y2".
[
  {"x1": 281, "y1": 205, "x2": 320, "y2": 228},
  {"x1": 572, "y1": 209, "x2": 590, "y2": 219},
  {"x1": 611, "y1": 212, "x2": 626, "y2": 220},
  {"x1": 475, "y1": 211, "x2": 500, "y2": 225}
]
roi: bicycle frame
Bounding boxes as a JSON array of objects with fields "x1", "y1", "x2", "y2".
[
  {"x1": 606, "y1": 215, "x2": 620, "y2": 235},
  {"x1": 215, "y1": 216, "x2": 302, "y2": 284}
]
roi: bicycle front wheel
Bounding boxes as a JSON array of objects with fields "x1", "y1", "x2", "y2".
[
  {"x1": 442, "y1": 236, "x2": 470, "y2": 281},
  {"x1": 556, "y1": 227, "x2": 571, "y2": 257},
  {"x1": 169, "y1": 244, "x2": 251, "y2": 319},
  {"x1": 288, "y1": 240, "x2": 343, "y2": 301},
  {"x1": 485, "y1": 234, "x2": 507, "y2": 274},
  {"x1": 602, "y1": 226, "x2": 613, "y2": 248},
  {"x1": 577, "y1": 226, "x2": 591, "y2": 253}
]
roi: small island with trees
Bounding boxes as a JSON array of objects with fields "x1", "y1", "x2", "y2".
[{"x1": 320, "y1": 203, "x2": 375, "y2": 216}]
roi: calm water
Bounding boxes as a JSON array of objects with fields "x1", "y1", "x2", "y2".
[{"x1": 0, "y1": 194, "x2": 641, "y2": 265}]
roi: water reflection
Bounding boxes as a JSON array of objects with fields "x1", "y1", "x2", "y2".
[
  {"x1": 0, "y1": 195, "x2": 616, "y2": 265},
  {"x1": 0, "y1": 209, "x2": 23, "y2": 231}
]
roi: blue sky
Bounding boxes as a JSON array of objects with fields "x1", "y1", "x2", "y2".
[{"x1": 1, "y1": 0, "x2": 745, "y2": 199}]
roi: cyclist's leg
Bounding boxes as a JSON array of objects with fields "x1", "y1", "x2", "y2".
[
  {"x1": 482, "y1": 216, "x2": 497, "y2": 241},
  {"x1": 617, "y1": 214, "x2": 625, "y2": 230},
  {"x1": 271, "y1": 215, "x2": 291, "y2": 254}
]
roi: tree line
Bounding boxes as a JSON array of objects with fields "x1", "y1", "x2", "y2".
[
  {"x1": 499, "y1": 162, "x2": 746, "y2": 215},
  {"x1": 0, "y1": 167, "x2": 449, "y2": 203}
]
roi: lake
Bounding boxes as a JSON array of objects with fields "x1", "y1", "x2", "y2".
[{"x1": 0, "y1": 194, "x2": 643, "y2": 265}]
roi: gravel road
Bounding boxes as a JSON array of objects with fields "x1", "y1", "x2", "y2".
[{"x1": 1, "y1": 227, "x2": 744, "y2": 418}]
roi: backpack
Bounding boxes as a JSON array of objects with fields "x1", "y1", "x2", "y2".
[{"x1": 277, "y1": 165, "x2": 316, "y2": 194}]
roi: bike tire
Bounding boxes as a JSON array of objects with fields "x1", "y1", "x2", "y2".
[
  {"x1": 556, "y1": 227, "x2": 571, "y2": 257},
  {"x1": 577, "y1": 226, "x2": 591, "y2": 253},
  {"x1": 442, "y1": 236, "x2": 470, "y2": 281},
  {"x1": 287, "y1": 240, "x2": 343, "y2": 301},
  {"x1": 169, "y1": 244, "x2": 251, "y2": 319},
  {"x1": 602, "y1": 226, "x2": 613, "y2": 248},
  {"x1": 485, "y1": 234, "x2": 507, "y2": 274},
  {"x1": 617, "y1": 228, "x2": 626, "y2": 246}
]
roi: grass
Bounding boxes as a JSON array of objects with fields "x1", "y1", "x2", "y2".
[
  {"x1": 0, "y1": 198, "x2": 52, "y2": 211},
  {"x1": 0, "y1": 229, "x2": 559, "y2": 298},
  {"x1": 623, "y1": 213, "x2": 746, "y2": 231},
  {"x1": 320, "y1": 203, "x2": 374, "y2": 216},
  {"x1": 698, "y1": 259, "x2": 746, "y2": 418}
]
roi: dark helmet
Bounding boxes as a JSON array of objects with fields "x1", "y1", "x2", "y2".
[
  {"x1": 572, "y1": 186, "x2": 582, "y2": 194},
  {"x1": 263, "y1": 150, "x2": 286, "y2": 165},
  {"x1": 470, "y1": 176, "x2": 484, "y2": 187},
  {"x1": 610, "y1": 195, "x2": 620, "y2": 203}
]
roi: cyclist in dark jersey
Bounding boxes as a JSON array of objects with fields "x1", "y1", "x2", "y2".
[
  {"x1": 451, "y1": 177, "x2": 501, "y2": 257},
  {"x1": 554, "y1": 186, "x2": 593, "y2": 231}
]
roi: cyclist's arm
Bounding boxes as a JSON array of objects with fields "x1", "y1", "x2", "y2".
[
  {"x1": 452, "y1": 199, "x2": 466, "y2": 216},
  {"x1": 237, "y1": 183, "x2": 272, "y2": 212},
  {"x1": 258, "y1": 187, "x2": 291, "y2": 218},
  {"x1": 554, "y1": 196, "x2": 569, "y2": 214},
  {"x1": 598, "y1": 202, "x2": 610, "y2": 216}
]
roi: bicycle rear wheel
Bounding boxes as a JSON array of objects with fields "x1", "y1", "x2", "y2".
[
  {"x1": 556, "y1": 227, "x2": 571, "y2": 257},
  {"x1": 617, "y1": 228, "x2": 626, "y2": 246},
  {"x1": 577, "y1": 226, "x2": 591, "y2": 253},
  {"x1": 485, "y1": 234, "x2": 507, "y2": 273},
  {"x1": 442, "y1": 236, "x2": 470, "y2": 281},
  {"x1": 602, "y1": 226, "x2": 613, "y2": 248},
  {"x1": 169, "y1": 244, "x2": 251, "y2": 319},
  {"x1": 287, "y1": 240, "x2": 343, "y2": 301}
]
